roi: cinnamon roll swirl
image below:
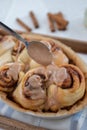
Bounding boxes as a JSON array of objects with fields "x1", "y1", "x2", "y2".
[
  {"x1": 12, "y1": 38, "x2": 32, "y2": 71},
  {"x1": 13, "y1": 67, "x2": 47, "y2": 111},
  {"x1": 0, "y1": 63, "x2": 24, "y2": 92},
  {"x1": 46, "y1": 64, "x2": 85, "y2": 111},
  {"x1": 12, "y1": 40, "x2": 25, "y2": 61},
  {"x1": 12, "y1": 34, "x2": 31, "y2": 61}
]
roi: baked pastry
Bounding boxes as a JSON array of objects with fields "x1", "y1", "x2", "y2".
[
  {"x1": 46, "y1": 64, "x2": 85, "y2": 112},
  {"x1": 0, "y1": 50, "x2": 13, "y2": 66},
  {"x1": 13, "y1": 64, "x2": 85, "y2": 112},
  {"x1": 0, "y1": 36, "x2": 15, "y2": 65},
  {"x1": 41, "y1": 40, "x2": 69, "y2": 66},
  {"x1": 13, "y1": 67, "x2": 47, "y2": 111},
  {"x1": 0, "y1": 36, "x2": 15, "y2": 56},
  {"x1": 12, "y1": 39, "x2": 25, "y2": 61},
  {"x1": 0, "y1": 32, "x2": 87, "y2": 118},
  {"x1": 0, "y1": 62, "x2": 24, "y2": 92}
]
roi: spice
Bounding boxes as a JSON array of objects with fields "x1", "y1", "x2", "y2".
[
  {"x1": 16, "y1": 18, "x2": 31, "y2": 32},
  {"x1": 29, "y1": 11, "x2": 39, "y2": 28},
  {"x1": 47, "y1": 12, "x2": 69, "y2": 31},
  {"x1": 47, "y1": 13, "x2": 55, "y2": 32},
  {"x1": 53, "y1": 12, "x2": 68, "y2": 30}
]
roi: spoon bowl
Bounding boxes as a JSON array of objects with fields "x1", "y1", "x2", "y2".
[{"x1": 28, "y1": 41, "x2": 52, "y2": 65}]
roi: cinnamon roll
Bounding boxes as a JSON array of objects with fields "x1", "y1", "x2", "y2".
[
  {"x1": 41, "y1": 40, "x2": 69, "y2": 66},
  {"x1": 12, "y1": 38, "x2": 32, "y2": 71},
  {"x1": 0, "y1": 36, "x2": 15, "y2": 56},
  {"x1": 12, "y1": 40, "x2": 25, "y2": 61},
  {"x1": 0, "y1": 63, "x2": 24, "y2": 92},
  {"x1": 12, "y1": 34, "x2": 31, "y2": 61},
  {"x1": 16, "y1": 45, "x2": 40, "y2": 70},
  {"x1": 0, "y1": 36, "x2": 16, "y2": 65},
  {"x1": 17, "y1": 48, "x2": 40, "y2": 71},
  {"x1": 13, "y1": 64, "x2": 85, "y2": 112},
  {"x1": 46, "y1": 64, "x2": 85, "y2": 111},
  {"x1": 0, "y1": 50, "x2": 13, "y2": 66},
  {"x1": 12, "y1": 67, "x2": 47, "y2": 111}
]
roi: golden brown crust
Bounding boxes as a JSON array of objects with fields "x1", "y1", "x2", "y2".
[
  {"x1": 12, "y1": 68, "x2": 46, "y2": 111},
  {"x1": 0, "y1": 63, "x2": 16, "y2": 92},
  {"x1": 58, "y1": 65, "x2": 85, "y2": 106},
  {"x1": 0, "y1": 63, "x2": 24, "y2": 92},
  {"x1": 0, "y1": 33, "x2": 87, "y2": 118}
]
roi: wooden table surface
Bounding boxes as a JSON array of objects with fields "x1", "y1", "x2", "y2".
[{"x1": 0, "y1": 115, "x2": 46, "y2": 130}]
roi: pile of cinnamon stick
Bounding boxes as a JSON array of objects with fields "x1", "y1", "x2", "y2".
[
  {"x1": 47, "y1": 12, "x2": 68, "y2": 32},
  {"x1": 16, "y1": 11, "x2": 69, "y2": 32}
]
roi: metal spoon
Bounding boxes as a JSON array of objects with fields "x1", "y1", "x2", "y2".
[{"x1": 0, "y1": 22, "x2": 52, "y2": 66}]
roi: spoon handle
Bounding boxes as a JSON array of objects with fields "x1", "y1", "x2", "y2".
[{"x1": 0, "y1": 22, "x2": 29, "y2": 47}]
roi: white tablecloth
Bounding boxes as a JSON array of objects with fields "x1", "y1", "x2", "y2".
[{"x1": 0, "y1": 0, "x2": 87, "y2": 130}]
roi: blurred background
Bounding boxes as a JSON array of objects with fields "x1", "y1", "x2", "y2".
[{"x1": 0, "y1": 0, "x2": 87, "y2": 41}]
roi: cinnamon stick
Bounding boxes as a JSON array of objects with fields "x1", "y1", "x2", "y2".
[
  {"x1": 16, "y1": 18, "x2": 31, "y2": 32},
  {"x1": 48, "y1": 12, "x2": 68, "y2": 30},
  {"x1": 55, "y1": 21, "x2": 67, "y2": 30},
  {"x1": 29, "y1": 11, "x2": 39, "y2": 28},
  {"x1": 47, "y1": 13, "x2": 55, "y2": 32},
  {"x1": 53, "y1": 12, "x2": 68, "y2": 30}
]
